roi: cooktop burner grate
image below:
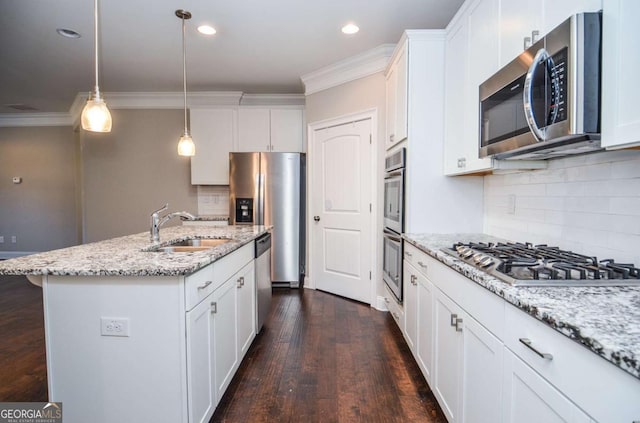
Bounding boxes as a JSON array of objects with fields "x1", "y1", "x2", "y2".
[{"x1": 442, "y1": 241, "x2": 640, "y2": 287}]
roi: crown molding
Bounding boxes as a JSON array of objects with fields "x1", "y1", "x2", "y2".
[
  {"x1": 0, "y1": 113, "x2": 73, "y2": 127},
  {"x1": 301, "y1": 44, "x2": 396, "y2": 95},
  {"x1": 239, "y1": 93, "x2": 305, "y2": 106}
]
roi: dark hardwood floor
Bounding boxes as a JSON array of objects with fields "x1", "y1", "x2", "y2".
[
  {"x1": 0, "y1": 275, "x2": 445, "y2": 422},
  {"x1": 212, "y1": 288, "x2": 446, "y2": 423},
  {"x1": 0, "y1": 275, "x2": 48, "y2": 402}
]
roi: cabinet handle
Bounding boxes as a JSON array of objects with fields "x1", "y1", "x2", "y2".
[
  {"x1": 524, "y1": 36, "x2": 532, "y2": 50},
  {"x1": 531, "y1": 30, "x2": 540, "y2": 44},
  {"x1": 405, "y1": 251, "x2": 413, "y2": 257},
  {"x1": 198, "y1": 280, "x2": 212, "y2": 290},
  {"x1": 417, "y1": 261, "x2": 427, "y2": 271},
  {"x1": 211, "y1": 301, "x2": 217, "y2": 314},
  {"x1": 519, "y1": 338, "x2": 553, "y2": 360},
  {"x1": 455, "y1": 317, "x2": 463, "y2": 332},
  {"x1": 384, "y1": 297, "x2": 390, "y2": 304},
  {"x1": 237, "y1": 276, "x2": 245, "y2": 288},
  {"x1": 392, "y1": 312, "x2": 399, "y2": 320},
  {"x1": 410, "y1": 274, "x2": 417, "y2": 286},
  {"x1": 457, "y1": 157, "x2": 466, "y2": 168},
  {"x1": 450, "y1": 313, "x2": 458, "y2": 327},
  {"x1": 390, "y1": 134, "x2": 395, "y2": 143}
]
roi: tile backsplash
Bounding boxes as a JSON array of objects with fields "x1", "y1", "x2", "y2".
[
  {"x1": 484, "y1": 150, "x2": 640, "y2": 265},
  {"x1": 197, "y1": 186, "x2": 230, "y2": 216}
]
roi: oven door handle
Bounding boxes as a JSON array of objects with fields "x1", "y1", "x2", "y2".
[
  {"x1": 383, "y1": 229, "x2": 402, "y2": 242},
  {"x1": 384, "y1": 169, "x2": 404, "y2": 179}
]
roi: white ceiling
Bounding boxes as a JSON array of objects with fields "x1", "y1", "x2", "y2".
[{"x1": 0, "y1": 0, "x2": 464, "y2": 114}]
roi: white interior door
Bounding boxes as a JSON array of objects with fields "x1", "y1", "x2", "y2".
[{"x1": 311, "y1": 118, "x2": 372, "y2": 303}]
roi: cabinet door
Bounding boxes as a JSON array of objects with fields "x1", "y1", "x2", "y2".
[
  {"x1": 270, "y1": 109, "x2": 304, "y2": 152},
  {"x1": 503, "y1": 349, "x2": 592, "y2": 423},
  {"x1": 212, "y1": 277, "x2": 238, "y2": 402},
  {"x1": 499, "y1": 0, "x2": 543, "y2": 66},
  {"x1": 462, "y1": 0, "x2": 498, "y2": 173},
  {"x1": 238, "y1": 108, "x2": 270, "y2": 152},
  {"x1": 186, "y1": 294, "x2": 216, "y2": 423},
  {"x1": 433, "y1": 289, "x2": 462, "y2": 422},
  {"x1": 416, "y1": 273, "x2": 434, "y2": 384},
  {"x1": 403, "y1": 261, "x2": 419, "y2": 353},
  {"x1": 385, "y1": 64, "x2": 398, "y2": 149},
  {"x1": 236, "y1": 261, "x2": 256, "y2": 359},
  {"x1": 460, "y1": 313, "x2": 503, "y2": 423},
  {"x1": 394, "y1": 46, "x2": 408, "y2": 143},
  {"x1": 190, "y1": 109, "x2": 235, "y2": 185},
  {"x1": 602, "y1": 0, "x2": 640, "y2": 149}
]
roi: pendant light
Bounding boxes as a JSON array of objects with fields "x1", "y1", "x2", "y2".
[
  {"x1": 176, "y1": 9, "x2": 195, "y2": 157},
  {"x1": 81, "y1": 0, "x2": 112, "y2": 132}
]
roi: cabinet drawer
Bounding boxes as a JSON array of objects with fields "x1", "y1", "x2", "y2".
[
  {"x1": 185, "y1": 265, "x2": 216, "y2": 311},
  {"x1": 383, "y1": 283, "x2": 404, "y2": 328},
  {"x1": 403, "y1": 242, "x2": 431, "y2": 278},
  {"x1": 215, "y1": 242, "x2": 253, "y2": 284},
  {"x1": 504, "y1": 303, "x2": 640, "y2": 423}
]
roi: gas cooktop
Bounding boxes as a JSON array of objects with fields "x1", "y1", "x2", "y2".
[{"x1": 442, "y1": 242, "x2": 640, "y2": 287}]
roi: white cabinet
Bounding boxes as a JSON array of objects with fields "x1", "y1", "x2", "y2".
[
  {"x1": 502, "y1": 350, "x2": 592, "y2": 423},
  {"x1": 237, "y1": 108, "x2": 304, "y2": 152},
  {"x1": 499, "y1": 0, "x2": 602, "y2": 66},
  {"x1": 235, "y1": 260, "x2": 256, "y2": 358},
  {"x1": 385, "y1": 45, "x2": 408, "y2": 149},
  {"x1": 211, "y1": 275, "x2": 238, "y2": 402},
  {"x1": 416, "y1": 271, "x2": 434, "y2": 384},
  {"x1": 185, "y1": 293, "x2": 216, "y2": 423},
  {"x1": 190, "y1": 108, "x2": 236, "y2": 185},
  {"x1": 383, "y1": 283, "x2": 403, "y2": 327},
  {"x1": 443, "y1": 0, "x2": 495, "y2": 175},
  {"x1": 602, "y1": 0, "x2": 640, "y2": 149}
]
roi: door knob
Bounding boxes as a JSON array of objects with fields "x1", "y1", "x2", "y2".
[{"x1": 314, "y1": 216, "x2": 320, "y2": 222}]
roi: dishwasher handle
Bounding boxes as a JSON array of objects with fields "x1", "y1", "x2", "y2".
[{"x1": 255, "y1": 233, "x2": 272, "y2": 258}]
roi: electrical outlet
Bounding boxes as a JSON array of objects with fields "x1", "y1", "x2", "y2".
[
  {"x1": 10, "y1": 236, "x2": 16, "y2": 244},
  {"x1": 100, "y1": 317, "x2": 130, "y2": 337}
]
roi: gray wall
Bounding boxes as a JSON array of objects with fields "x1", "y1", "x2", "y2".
[
  {"x1": 0, "y1": 125, "x2": 80, "y2": 254},
  {"x1": 82, "y1": 109, "x2": 198, "y2": 242},
  {"x1": 305, "y1": 73, "x2": 387, "y2": 304}
]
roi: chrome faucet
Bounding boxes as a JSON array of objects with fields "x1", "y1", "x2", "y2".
[{"x1": 150, "y1": 203, "x2": 197, "y2": 242}]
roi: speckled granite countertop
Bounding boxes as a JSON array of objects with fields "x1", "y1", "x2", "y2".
[
  {"x1": 403, "y1": 233, "x2": 640, "y2": 380},
  {"x1": 0, "y1": 225, "x2": 268, "y2": 277},
  {"x1": 191, "y1": 215, "x2": 229, "y2": 222}
]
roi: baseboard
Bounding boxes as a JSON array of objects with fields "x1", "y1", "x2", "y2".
[
  {"x1": 0, "y1": 251, "x2": 38, "y2": 259},
  {"x1": 375, "y1": 295, "x2": 389, "y2": 312}
]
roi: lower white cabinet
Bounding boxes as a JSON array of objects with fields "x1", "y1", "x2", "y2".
[
  {"x1": 416, "y1": 273, "x2": 434, "y2": 384},
  {"x1": 502, "y1": 350, "x2": 592, "y2": 423},
  {"x1": 236, "y1": 260, "x2": 256, "y2": 358},
  {"x1": 403, "y1": 261, "x2": 419, "y2": 352},
  {"x1": 211, "y1": 275, "x2": 239, "y2": 402}
]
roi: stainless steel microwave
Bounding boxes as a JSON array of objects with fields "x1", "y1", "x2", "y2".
[{"x1": 479, "y1": 12, "x2": 602, "y2": 160}]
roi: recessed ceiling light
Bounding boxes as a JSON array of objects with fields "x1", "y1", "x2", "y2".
[
  {"x1": 56, "y1": 28, "x2": 81, "y2": 39},
  {"x1": 197, "y1": 25, "x2": 216, "y2": 35},
  {"x1": 341, "y1": 23, "x2": 359, "y2": 35}
]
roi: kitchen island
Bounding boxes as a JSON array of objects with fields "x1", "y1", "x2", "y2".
[
  {"x1": 401, "y1": 233, "x2": 640, "y2": 423},
  {"x1": 0, "y1": 225, "x2": 269, "y2": 423}
]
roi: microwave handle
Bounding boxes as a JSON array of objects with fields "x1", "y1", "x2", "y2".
[{"x1": 523, "y1": 48, "x2": 551, "y2": 143}]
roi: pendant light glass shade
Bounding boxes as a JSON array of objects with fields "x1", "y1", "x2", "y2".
[
  {"x1": 82, "y1": 0, "x2": 112, "y2": 132},
  {"x1": 176, "y1": 10, "x2": 195, "y2": 157},
  {"x1": 177, "y1": 132, "x2": 195, "y2": 156}
]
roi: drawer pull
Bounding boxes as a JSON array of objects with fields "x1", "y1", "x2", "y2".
[
  {"x1": 211, "y1": 301, "x2": 217, "y2": 314},
  {"x1": 417, "y1": 261, "x2": 427, "y2": 270},
  {"x1": 405, "y1": 251, "x2": 413, "y2": 257},
  {"x1": 519, "y1": 338, "x2": 553, "y2": 360},
  {"x1": 384, "y1": 297, "x2": 390, "y2": 304},
  {"x1": 410, "y1": 274, "x2": 417, "y2": 285},
  {"x1": 198, "y1": 280, "x2": 212, "y2": 290},
  {"x1": 450, "y1": 313, "x2": 458, "y2": 327},
  {"x1": 455, "y1": 317, "x2": 463, "y2": 332}
]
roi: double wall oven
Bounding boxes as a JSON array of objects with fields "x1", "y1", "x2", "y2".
[{"x1": 383, "y1": 148, "x2": 405, "y2": 302}]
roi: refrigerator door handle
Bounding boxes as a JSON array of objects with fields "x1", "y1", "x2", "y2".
[{"x1": 258, "y1": 173, "x2": 265, "y2": 226}]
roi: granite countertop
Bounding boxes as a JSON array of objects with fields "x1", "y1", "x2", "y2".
[
  {"x1": 0, "y1": 225, "x2": 269, "y2": 277},
  {"x1": 403, "y1": 233, "x2": 640, "y2": 380},
  {"x1": 191, "y1": 215, "x2": 229, "y2": 222}
]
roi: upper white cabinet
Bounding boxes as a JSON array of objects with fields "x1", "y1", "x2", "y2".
[
  {"x1": 385, "y1": 45, "x2": 408, "y2": 149},
  {"x1": 443, "y1": 0, "x2": 496, "y2": 175},
  {"x1": 602, "y1": 0, "x2": 640, "y2": 149},
  {"x1": 499, "y1": 0, "x2": 603, "y2": 66},
  {"x1": 190, "y1": 108, "x2": 236, "y2": 185},
  {"x1": 237, "y1": 108, "x2": 304, "y2": 153}
]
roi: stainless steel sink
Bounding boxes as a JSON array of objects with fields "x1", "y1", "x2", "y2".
[{"x1": 148, "y1": 238, "x2": 232, "y2": 253}]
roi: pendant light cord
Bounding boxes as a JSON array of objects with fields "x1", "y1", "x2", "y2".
[
  {"x1": 182, "y1": 15, "x2": 188, "y2": 134},
  {"x1": 93, "y1": 0, "x2": 100, "y2": 95}
]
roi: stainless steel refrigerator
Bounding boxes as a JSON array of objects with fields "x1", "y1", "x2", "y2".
[{"x1": 229, "y1": 152, "x2": 306, "y2": 287}]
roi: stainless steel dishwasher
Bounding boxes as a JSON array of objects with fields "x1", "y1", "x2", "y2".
[{"x1": 255, "y1": 233, "x2": 272, "y2": 333}]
